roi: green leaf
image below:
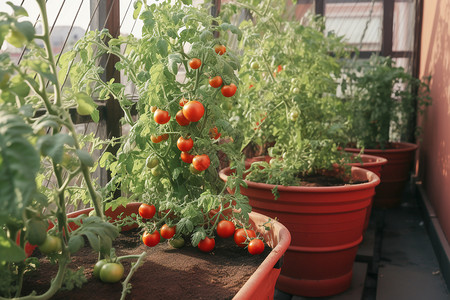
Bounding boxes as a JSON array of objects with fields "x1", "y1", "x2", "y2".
[
  {"x1": 133, "y1": 0, "x2": 143, "y2": 19},
  {"x1": 167, "y1": 53, "x2": 182, "y2": 75},
  {"x1": 157, "y1": 39, "x2": 168, "y2": 57},
  {"x1": 36, "y1": 133, "x2": 75, "y2": 164},
  {"x1": 75, "y1": 149, "x2": 94, "y2": 167},
  {"x1": 68, "y1": 235, "x2": 85, "y2": 254},
  {"x1": 84, "y1": 231, "x2": 100, "y2": 251},
  {"x1": 0, "y1": 228, "x2": 26, "y2": 262},
  {"x1": 15, "y1": 21, "x2": 35, "y2": 42},
  {"x1": 6, "y1": 1, "x2": 28, "y2": 17},
  {"x1": 75, "y1": 92, "x2": 97, "y2": 116},
  {"x1": 23, "y1": 60, "x2": 57, "y2": 84}
]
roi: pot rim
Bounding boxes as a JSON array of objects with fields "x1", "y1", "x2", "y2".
[
  {"x1": 345, "y1": 141, "x2": 418, "y2": 154},
  {"x1": 219, "y1": 166, "x2": 380, "y2": 193},
  {"x1": 348, "y1": 153, "x2": 388, "y2": 167}
]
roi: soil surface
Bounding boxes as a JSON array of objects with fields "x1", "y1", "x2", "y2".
[{"x1": 21, "y1": 230, "x2": 270, "y2": 300}]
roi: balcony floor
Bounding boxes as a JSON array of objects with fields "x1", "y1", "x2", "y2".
[{"x1": 274, "y1": 183, "x2": 450, "y2": 300}]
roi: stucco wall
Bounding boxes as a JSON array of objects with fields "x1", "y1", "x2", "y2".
[{"x1": 419, "y1": 1, "x2": 450, "y2": 242}]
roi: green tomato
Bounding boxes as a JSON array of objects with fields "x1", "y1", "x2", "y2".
[
  {"x1": 292, "y1": 87, "x2": 300, "y2": 94},
  {"x1": 93, "y1": 259, "x2": 108, "y2": 279},
  {"x1": 251, "y1": 62, "x2": 259, "y2": 70},
  {"x1": 26, "y1": 218, "x2": 48, "y2": 246},
  {"x1": 39, "y1": 235, "x2": 62, "y2": 254},
  {"x1": 169, "y1": 237, "x2": 185, "y2": 248},
  {"x1": 76, "y1": 104, "x2": 92, "y2": 116},
  {"x1": 146, "y1": 156, "x2": 159, "y2": 169},
  {"x1": 151, "y1": 166, "x2": 162, "y2": 177},
  {"x1": 189, "y1": 164, "x2": 202, "y2": 175},
  {"x1": 0, "y1": 73, "x2": 10, "y2": 89},
  {"x1": 5, "y1": 29, "x2": 27, "y2": 48},
  {"x1": 99, "y1": 262, "x2": 124, "y2": 283},
  {"x1": 289, "y1": 111, "x2": 299, "y2": 121}
]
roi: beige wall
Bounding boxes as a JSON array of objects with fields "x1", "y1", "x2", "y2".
[{"x1": 419, "y1": 0, "x2": 450, "y2": 242}]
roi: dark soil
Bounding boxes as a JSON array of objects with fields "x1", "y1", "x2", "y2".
[{"x1": 21, "y1": 230, "x2": 270, "y2": 300}]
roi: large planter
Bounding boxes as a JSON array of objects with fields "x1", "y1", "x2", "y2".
[
  {"x1": 219, "y1": 166, "x2": 380, "y2": 297},
  {"x1": 67, "y1": 203, "x2": 291, "y2": 300},
  {"x1": 346, "y1": 142, "x2": 418, "y2": 208}
]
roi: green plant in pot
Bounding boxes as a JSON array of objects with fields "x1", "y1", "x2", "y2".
[
  {"x1": 340, "y1": 54, "x2": 432, "y2": 208},
  {"x1": 0, "y1": 1, "x2": 148, "y2": 299},
  {"x1": 218, "y1": 0, "x2": 380, "y2": 297},
  {"x1": 61, "y1": 0, "x2": 291, "y2": 298}
]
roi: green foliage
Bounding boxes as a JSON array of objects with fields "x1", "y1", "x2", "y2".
[
  {"x1": 340, "y1": 55, "x2": 432, "y2": 149},
  {"x1": 223, "y1": 0, "x2": 352, "y2": 185}
]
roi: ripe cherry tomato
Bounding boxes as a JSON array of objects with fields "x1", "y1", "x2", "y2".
[
  {"x1": 214, "y1": 44, "x2": 226, "y2": 55},
  {"x1": 182, "y1": 101, "x2": 205, "y2": 122},
  {"x1": 151, "y1": 135, "x2": 164, "y2": 143},
  {"x1": 143, "y1": 230, "x2": 161, "y2": 247},
  {"x1": 179, "y1": 97, "x2": 189, "y2": 107},
  {"x1": 209, "y1": 127, "x2": 221, "y2": 140},
  {"x1": 180, "y1": 151, "x2": 194, "y2": 163},
  {"x1": 154, "y1": 109, "x2": 171, "y2": 124},
  {"x1": 192, "y1": 154, "x2": 210, "y2": 171},
  {"x1": 177, "y1": 136, "x2": 194, "y2": 152},
  {"x1": 198, "y1": 236, "x2": 215, "y2": 252},
  {"x1": 175, "y1": 110, "x2": 190, "y2": 126},
  {"x1": 161, "y1": 134, "x2": 169, "y2": 141},
  {"x1": 216, "y1": 220, "x2": 235, "y2": 238},
  {"x1": 248, "y1": 239, "x2": 265, "y2": 255},
  {"x1": 188, "y1": 58, "x2": 202, "y2": 69},
  {"x1": 209, "y1": 76, "x2": 223, "y2": 88},
  {"x1": 99, "y1": 262, "x2": 124, "y2": 283},
  {"x1": 234, "y1": 228, "x2": 256, "y2": 248},
  {"x1": 160, "y1": 224, "x2": 176, "y2": 239},
  {"x1": 221, "y1": 83, "x2": 237, "y2": 97},
  {"x1": 277, "y1": 65, "x2": 283, "y2": 73},
  {"x1": 139, "y1": 203, "x2": 156, "y2": 219}
]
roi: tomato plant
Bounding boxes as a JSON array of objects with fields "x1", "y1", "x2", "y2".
[
  {"x1": 234, "y1": 228, "x2": 256, "y2": 248},
  {"x1": 177, "y1": 136, "x2": 194, "y2": 152},
  {"x1": 182, "y1": 100, "x2": 205, "y2": 122},
  {"x1": 216, "y1": 220, "x2": 235, "y2": 238},
  {"x1": 188, "y1": 58, "x2": 202, "y2": 69},
  {"x1": 248, "y1": 239, "x2": 265, "y2": 255},
  {"x1": 160, "y1": 224, "x2": 176, "y2": 240},
  {"x1": 209, "y1": 76, "x2": 223, "y2": 88},
  {"x1": 192, "y1": 154, "x2": 211, "y2": 171},
  {"x1": 143, "y1": 230, "x2": 161, "y2": 247},
  {"x1": 139, "y1": 204, "x2": 156, "y2": 219},
  {"x1": 221, "y1": 83, "x2": 237, "y2": 97},
  {"x1": 198, "y1": 237, "x2": 215, "y2": 253}
]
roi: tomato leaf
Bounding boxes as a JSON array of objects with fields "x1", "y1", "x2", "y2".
[
  {"x1": 36, "y1": 134, "x2": 75, "y2": 164},
  {"x1": 75, "y1": 149, "x2": 94, "y2": 167},
  {"x1": 68, "y1": 235, "x2": 85, "y2": 254},
  {"x1": 0, "y1": 228, "x2": 26, "y2": 262}
]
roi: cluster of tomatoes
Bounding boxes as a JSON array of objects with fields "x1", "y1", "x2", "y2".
[{"x1": 138, "y1": 203, "x2": 265, "y2": 255}]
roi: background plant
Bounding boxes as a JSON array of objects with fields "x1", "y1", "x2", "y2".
[
  {"x1": 340, "y1": 54, "x2": 432, "y2": 149},
  {"x1": 222, "y1": 0, "x2": 353, "y2": 186},
  {"x1": 63, "y1": 0, "x2": 252, "y2": 248}
]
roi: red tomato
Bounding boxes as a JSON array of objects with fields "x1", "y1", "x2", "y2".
[
  {"x1": 154, "y1": 109, "x2": 171, "y2": 124},
  {"x1": 160, "y1": 224, "x2": 176, "y2": 240},
  {"x1": 189, "y1": 58, "x2": 202, "y2": 69},
  {"x1": 151, "y1": 135, "x2": 164, "y2": 143},
  {"x1": 182, "y1": 101, "x2": 205, "y2": 122},
  {"x1": 198, "y1": 237, "x2": 215, "y2": 252},
  {"x1": 209, "y1": 76, "x2": 223, "y2": 88},
  {"x1": 179, "y1": 97, "x2": 189, "y2": 107},
  {"x1": 143, "y1": 230, "x2": 160, "y2": 247},
  {"x1": 214, "y1": 44, "x2": 226, "y2": 55},
  {"x1": 139, "y1": 203, "x2": 156, "y2": 219},
  {"x1": 234, "y1": 228, "x2": 256, "y2": 248},
  {"x1": 161, "y1": 134, "x2": 169, "y2": 141},
  {"x1": 208, "y1": 127, "x2": 221, "y2": 140},
  {"x1": 277, "y1": 65, "x2": 283, "y2": 72},
  {"x1": 192, "y1": 154, "x2": 210, "y2": 171},
  {"x1": 221, "y1": 83, "x2": 237, "y2": 97},
  {"x1": 216, "y1": 220, "x2": 235, "y2": 238},
  {"x1": 176, "y1": 110, "x2": 190, "y2": 126},
  {"x1": 177, "y1": 136, "x2": 194, "y2": 152},
  {"x1": 248, "y1": 239, "x2": 265, "y2": 255},
  {"x1": 180, "y1": 151, "x2": 194, "y2": 163}
]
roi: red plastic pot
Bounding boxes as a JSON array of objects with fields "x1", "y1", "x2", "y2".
[
  {"x1": 347, "y1": 154, "x2": 387, "y2": 230},
  {"x1": 346, "y1": 142, "x2": 418, "y2": 208},
  {"x1": 67, "y1": 203, "x2": 291, "y2": 300},
  {"x1": 219, "y1": 166, "x2": 380, "y2": 297}
]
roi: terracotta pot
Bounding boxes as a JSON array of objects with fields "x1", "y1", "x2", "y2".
[
  {"x1": 219, "y1": 166, "x2": 380, "y2": 297},
  {"x1": 345, "y1": 142, "x2": 418, "y2": 208},
  {"x1": 67, "y1": 203, "x2": 291, "y2": 300},
  {"x1": 347, "y1": 154, "x2": 388, "y2": 230}
]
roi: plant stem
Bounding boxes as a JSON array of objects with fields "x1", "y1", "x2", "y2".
[{"x1": 120, "y1": 252, "x2": 147, "y2": 300}]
